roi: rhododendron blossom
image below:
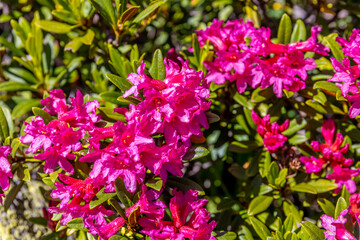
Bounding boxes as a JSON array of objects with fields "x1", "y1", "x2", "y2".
[
  {"x1": 197, "y1": 19, "x2": 328, "y2": 97},
  {"x1": 0, "y1": 145, "x2": 12, "y2": 191},
  {"x1": 321, "y1": 209, "x2": 356, "y2": 240},
  {"x1": 251, "y1": 111, "x2": 289, "y2": 152},
  {"x1": 139, "y1": 189, "x2": 216, "y2": 240}
]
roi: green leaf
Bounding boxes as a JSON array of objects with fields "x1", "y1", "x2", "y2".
[
  {"x1": 284, "y1": 214, "x2": 296, "y2": 232},
  {"x1": 234, "y1": 92, "x2": 253, "y2": 109},
  {"x1": 119, "y1": 6, "x2": 140, "y2": 23},
  {"x1": 89, "y1": 188, "x2": 117, "y2": 209},
  {"x1": 67, "y1": 217, "x2": 87, "y2": 231},
  {"x1": 8, "y1": 67, "x2": 37, "y2": 84},
  {"x1": 108, "y1": 198, "x2": 127, "y2": 220},
  {"x1": 307, "y1": 179, "x2": 338, "y2": 193},
  {"x1": 32, "y1": 107, "x2": 53, "y2": 124},
  {"x1": 166, "y1": 175, "x2": 205, "y2": 195},
  {"x1": 12, "y1": 99, "x2": 41, "y2": 119},
  {"x1": 183, "y1": 146, "x2": 209, "y2": 161},
  {"x1": 115, "y1": 177, "x2": 133, "y2": 209},
  {"x1": 288, "y1": 134, "x2": 307, "y2": 145},
  {"x1": 192, "y1": 33, "x2": 201, "y2": 65},
  {"x1": 249, "y1": 217, "x2": 271, "y2": 240},
  {"x1": 36, "y1": 20, "x2": 76, "y2": 34},
  {"x1": 335, "y1": 197, "x2": 348, "y2": 219},
  {"x1": 0, "y1": 107, "x2": 9, "y2": 141},
  {"x1": 290, "y1": 19, "x2": 306, "y2": 43},
  {"x1": 91, "y1": 0, "x2": 117, "y2": 26},
  {"x1": 96, "y1": 107, "x2": 126, "y2": 122},
  {"x1": 229, "y1": 141, "x2": 261, "y2": 153},
  {"x1": 300, "y1": 222, "x2": 324, "y2": 240},
  {"x1": 109, "y1": 47, "x2": 128, "y2": 78},
  {"x1": 277, "y1": 14, "x2": 292, "y2": 44},
  {"x1": 145, "y1": 176, "x2": 163, "y2": 191},
  {"x1": 322, "y1": 33, "x2": 344, "y2": 62},
  {"x1": 133, "y1": 0, "x2": 167, "y2": 24},
  {"x1": 266, "y1": 162, "x2": 279, "y2": 186},
  {"x1": 317, "y1": 198, "x2": 335, "y2": 217},
  {"x1": 106, "y1": 73, "x2": 133, "y2": 92},
  {"x1": 0, "y1": 82, "x2": 35, "y2": 92},
  {"x1": 290, "y1": 183, "x2": 317, "y2": 194},
  {"x1": 205, "y1": 112, "x2": 220, "y2": 124},
  {"x1": 313, "y1": 81, "x2": 340, "y2": 93},
  {"x1": 100, "y1": 91, "x2": 123, "y2": 105},
  {"x1": 248, "y1": 196, "x2": 273, "y2": 216},
  {"x1": 149, "y1": 49, "x2": 166, "y2": 80},
  {"x1": 282, "y1": 118, "x2": 307, "y2": 136},
  {"x1": 216, "y1": 232, "x2": 238, "y2": 240},
  {"x1": 29, "y1": 217, "x2": 48, "y2": 226},
  {"x1": 4, "y1": 181, "x2": 24, "y2": 211}
]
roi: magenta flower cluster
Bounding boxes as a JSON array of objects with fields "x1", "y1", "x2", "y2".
[
  {"x1": 251, "y1": 110, "x2": 289, "y2": 153},
  {"x1": 196, "y1": 19, "x2": 329, "y2": 97},
  {"x1": 18, "y1": 55, "x2": 215, "y2": 239},
  {"x1": 321, "y1": 192, "x2": 360, "y2": 240},
  {"x1": 0, "y1": 145, "x2": 12, "y2": 203},
  {"x1": 328, "y1": 29, "x2": 360, "y2": 118},
  {"x1": 300, "y1": 119, "x2": 359, "y2": 193}
]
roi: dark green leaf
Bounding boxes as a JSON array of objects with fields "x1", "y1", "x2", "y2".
[
  {"x1": 115, "y1": 177, "x2": 133, "y2": 209},
  {"x1": 36, "y1": 20, "x2": 76, "y2": 33},
  {"x1": 307, "y1": 179, "x2": 338, "y2": 193},
  {"x1": 229, "y1": 141, "x2": 261, "y2": 153},
  {"x1": 89, "y1": 188, "x2": 117, "y2": 209},
  {"x1": 0, "y1": 82, "x2": 35, "y2": 92},
  {"x1": 4, "y1": 181, "x2": 24, "y2": 211},
  {"x1": 149, "y1": 49, "x2": 166, "y2": 80},
  {"x1": 67, "y1": 217, "x2": 87, "y2": 231},
  {"x1": 106, "y1": 73, "x2": 133, "y2": 92},
  {"x1": 145, "y1": 176, "x2": 163, "y2": 191},
  {"x1": 96, "y1": 107, "x2": 126, "y2": 122},
  {"x1": 277, "y1": 14, "x2": 292, "y2": 44},
  {"x1": 317, "y1": 198, "x2": 335, "y2": 217},
  {"x1": 120, "y1": 6, "x2": 140, "y2": 23},
  {"x1": 290, "y1": 183, "x2": 317, "y2": 194},
  {"x1": 248, "y1": 196, "x2": 273, "y2": 216},
  {"x1": 290, "y1": 19, "x2": 306, "y2": 43},
  {"x1": 335, "y1": 197, "x2": 348, "y2": 219},
  {"x1": 91, "y1": 0, "x2": 117, "y2": 26},
  {"x1": 322, "y1": 33, "x2": 344, "y2": 62},
  {"x1": 249, "y1": 217, "x2": 271, "y2": 240},
  {"x1": 166, "y1": 175, "x2": 205, "y2": 195},
  {"x1": 12, "y1": 99, "x2": 41, "y2": 119},
  {"x1": 183, "y1": 146, "x2": 209, "y2": 161},
  {"x1": 32, "y1": 107, "x2": 53, "y2": 124},
  {"x1": 133, "y1": 0, "x2": 167, "y2": 23},
  {"x1": 0, "y1": 107, "x2": 9, "y2": 141},
  {"x1": 300, "y1": 222, "x2": 324, "y2": 240}
]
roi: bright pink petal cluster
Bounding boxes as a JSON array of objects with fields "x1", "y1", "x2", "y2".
[
  {"x1": 197, "y1": 19, "x2": 328, "y2": 97},
  {"x1": 321, "y1": 209, "x2": 359, "y2": 240},
  {"x1": 24, "y1": 53, "x2": 213, "y2": 239},
  {"x1": 251, "y1": 111, "x2": 289, "y2": 152},
  {"x1": 328, "y1": 29, "x2": 360, "y2": 118},
  {"x1": 0, "y1": 145, "x2": 12, "y2": 192},
  {"x1": 300, "y1": 119, "x2": 359, "y2": 193},
  {"x1": 135, "y1": 188, "x2": 216, "y2": 240}
]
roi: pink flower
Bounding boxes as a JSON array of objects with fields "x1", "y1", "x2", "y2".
[
  {"x1": 0, "y1": 145, "x2": 12, "y2": 191},
  {"x1": 139, "y1": 189, "x2": 216, "y2": 240},
  {"x1": 328, "y1": 57, "x2": 360, "y2": 97},
  {"x1": 301, "y1": 119, "x2": 352, "y2": 173},
  {"x1": 337, "y1": 28, "x2": 360, "y2": 63},
  {"x1": 96, "y1": 217, "x2": 125, "y2": 240},
  {"x1": 88, "y1": 152, "x2": 145, "y2": 193},
  {"x1": 321, "y1": 209, "x2": 353, "y2": 240},
  {"x1": 350, "y1": 192, "x2": 360, "y2": 222},
  {"x1": 40, "y1": 89, "x2": 67, "y2": 115},
  {"x1": 20, "y1": 117, "x2": 62, "y2": 154},
  {"x1": 251, "y1": 111, "x2": 289, "y2": 152},
  {"x1": 51, "y1": 173, "x2": 102, "y2": 207},
  {"x1": 327, "y1": 168, "x2": 360, "y2": 194},
  {"x1": 125, "y1": 185, "x2": 166, "y2": 221}
]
